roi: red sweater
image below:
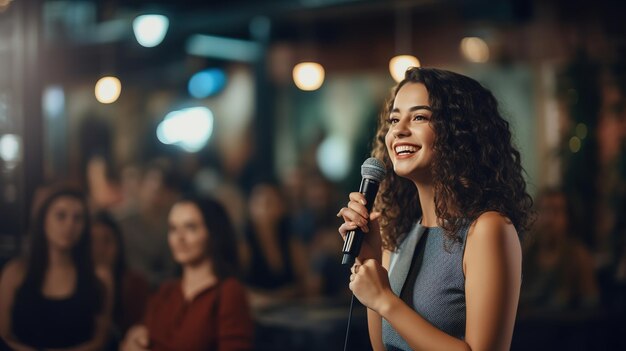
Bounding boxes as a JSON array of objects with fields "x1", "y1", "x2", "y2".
[{"x1": 144, "y1": 277, "x2": 254, "y2": 351}]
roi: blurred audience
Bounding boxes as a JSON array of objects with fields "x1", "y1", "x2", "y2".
[
  {"x1": 121, "y1": 196, "x2": 254, "y2": 351},
  {"x1": 290, "y1": 172, "x2": 338, "y2": 244},
  {"x1": 287, "y1": 171, "x2": 348, "y2": 298},
  {"x1": 86, "y1": 155, "x2": 124, "y2": 211},
  {"x1": 116, "y1": 159, "x2": 179, "y2": 288},
  {"x1": 0, "y1": 187, "x2": 113, "y2": 350},
  {"x1": 240, "y1": 182, "x2": 310, "y2": 307},
  {"x1": 91, "y1": 211, "x2": 150, "y2": 341},
  {"x1": 520, "y1": 188, "x2": 599, "y2": 315},
  {"x1": 594, "y1": 77, "x2": 626, "y2": 310}
]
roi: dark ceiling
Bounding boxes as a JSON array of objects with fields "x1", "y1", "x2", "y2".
[{"x1": 38, "y1": 0, "x2": 626, "y2": 84}]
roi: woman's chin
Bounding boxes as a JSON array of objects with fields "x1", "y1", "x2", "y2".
[
  {"x1": 49, "y1": 240, "x2": 78, "y2": 252},
  {"x1": 174, "y1": 254, "x2": 205, "y2": 267},
  {"x1": 393, "y1": 163, "x2": 418, "y2": 177}
]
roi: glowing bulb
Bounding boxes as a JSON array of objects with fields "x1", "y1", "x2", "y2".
[
  {"x1": 389, "y1": 55, "x2": 421, "y2": 83},
  {"x1": 133, "y1": 14, "x2": 169, "y2": 48},
  {"x1": 95, "y1": 76, "x2": 121, "y2": 104},
  {"x1": 460, "y1": 37, "x2": 490, "y2": 63},
  {"x1": 292, "y1": 62, "x2": 325, "y2": 91}
]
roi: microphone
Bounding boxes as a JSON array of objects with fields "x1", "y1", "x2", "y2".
[{"x1": 341, "y1": 157, "x2": 386, "y2": 266}]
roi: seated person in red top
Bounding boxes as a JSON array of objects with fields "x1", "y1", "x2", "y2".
[{"x1": 121, "y1": 196, "x2": 254, "y2": 351}]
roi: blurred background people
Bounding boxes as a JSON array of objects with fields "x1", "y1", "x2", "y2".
[
  {"x1": 521, "y1": 188, "x2": 599, "y2": 314},
  {"x1": 91, "y1": 211, "x2": 150, "y2": 343},
  {"x1": 288, "y1": 171, "x2": 348, "y2": 298},
  {"x1": 0, "y1": 187, "x2": 113, "y2": 350},
  {"x1": 116, "y1": 159, "x2": 180, "y2": 288},
  {"x1": 121, "y1": 196, "x2": 254, "y2": 351},
  {"x1": 515, "y1": 188, "x2": 601, "y2": 350},
  {"x1": 240, "y1": 182, "x2": 309, "y2": 307}
]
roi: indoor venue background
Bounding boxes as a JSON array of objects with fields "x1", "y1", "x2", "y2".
[{"x1": 1, "y1": 0, "x2": 625, "y2": 350}]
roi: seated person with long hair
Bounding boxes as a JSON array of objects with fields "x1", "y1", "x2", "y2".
[
  {"x1": 0, "y1": 187, "x2": 113, "y2": 351},
  {"x1": 91, "y1": 211, "x2": 150, "y2": 340},
  {"x1": 121, "y1": 196, "x2": 254, "y2": 351}
]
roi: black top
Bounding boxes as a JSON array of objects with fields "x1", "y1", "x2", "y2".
[
  {"x1": 244, "y1": 218, "x2": 295, "y2": 290},
  {"x1": 11, "y1": 274, "x2": 99, "y2": 349}
]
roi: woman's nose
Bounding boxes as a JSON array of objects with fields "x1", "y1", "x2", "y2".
[{"x1": 393, "y1": 118, "x2": 411, "y2": 138}]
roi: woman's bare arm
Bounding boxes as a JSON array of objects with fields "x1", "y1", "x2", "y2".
[
  {"x1": 366, "y1": 249, "x2": 390, "y2": 351},
  {"x1": 0, "y1": 260, "x2": 38, "y2": 351}
]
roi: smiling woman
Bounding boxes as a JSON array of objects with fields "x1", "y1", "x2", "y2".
[
  {"x1": 385, "y1": 83, "x2": 435, "y2": 179},
  {"x1": 337, "y1": 67, "x2": 533, "y2": 351}
]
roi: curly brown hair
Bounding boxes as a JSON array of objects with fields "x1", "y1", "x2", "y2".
[{"x1": 372, "y1": 67, "x2": 534, "y2": 250}]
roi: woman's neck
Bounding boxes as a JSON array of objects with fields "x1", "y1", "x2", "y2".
[
  {"x1": 253, "y1": 220, "x2": 279, "y2": 236},
  {"x1": 47, "y1": 247, "x2": 74, "y2": 268},
  {"x1": 414, "y1": 181, "x2": 438, "y2": 227},
  {"x1": 181, "y1": 259, "x2": 218, "y2": 300}
]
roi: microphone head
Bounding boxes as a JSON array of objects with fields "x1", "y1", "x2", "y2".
[{"x1": 361, "y1": 157, "x2": 386, "y2": 182}]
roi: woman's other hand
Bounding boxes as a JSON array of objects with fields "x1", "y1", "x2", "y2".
[
  {"x1": 120, "y1": 325, "x2": 150, "y2": 351},
  {"x1": 349, "y1": 259, "x2": 395, "y2": 314}
]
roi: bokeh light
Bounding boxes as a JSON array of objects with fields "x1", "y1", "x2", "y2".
[
  {"x1": 293, "y1": 62, "x2": 325, "y2": 91},
  {"x1": 94, "y1": 76, "x2": 122, "y2": 104},
  {"x1": 316, "y1": 135, "x2": 351, "y2": 181},
  {"x1": 576, "y1": 123, "x2": 588, "y2": 139},
  {"x1": 460, "y1": 37, "x2": 490, "y2": 63},
  {"x1": 43, "y1": 86, "x2": 65, "y2": 118},
  {"x1": 569, "y1": 136, "x2": 582, "y2": 153},
  {"x1": 188, "y1": 68, "x2": 227, "y2": 99},
  {"x1": 389, "y1": 55, "x2": 420, "y2": 83},
  {"x1": 132, "y1": 14, "x2": 169, "y2": 47},
  {"x1": 156, "y1": 107, "x2": 214, "y2": 152},
  {"x1": 0, "y1": 134, "x2": 21, "y2": 166}
]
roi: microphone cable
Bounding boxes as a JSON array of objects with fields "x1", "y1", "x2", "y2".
[{"x1": 343, "y1": 293, "x2": 356, "y2": 351}]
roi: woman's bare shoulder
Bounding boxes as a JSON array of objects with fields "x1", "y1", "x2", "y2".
[
  {"x1": 465, "y1": 211, "x2": 521, "y2": 263},
  {"x1": 469, "y1": 211, "x2": 518, "y2": 239},
  {"x1": 0, "y1": 258, "x2": 27, "y2": 287}
]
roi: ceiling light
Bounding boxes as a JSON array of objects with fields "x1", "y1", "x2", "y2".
[{"x1": 133, "y1": 14, "x2": 169, "y2": 48}]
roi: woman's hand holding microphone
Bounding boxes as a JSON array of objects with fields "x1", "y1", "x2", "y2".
[{"x1": 337, "y1": 192, "x2": 395, "y2": 314}]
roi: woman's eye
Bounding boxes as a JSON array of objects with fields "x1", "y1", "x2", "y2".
[
  {"x1": 413, "y1": 115, "x2": 427, "y2": 121},
  {"x1": 387, "y1": 117, "x2": 399, "y2": 124}
]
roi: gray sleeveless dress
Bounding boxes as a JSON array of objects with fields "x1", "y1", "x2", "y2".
[{"x1": 382, "y1": 221, "x2": 469, "y2": 350}]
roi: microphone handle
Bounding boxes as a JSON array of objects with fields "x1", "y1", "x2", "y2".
[{"x1": 341, "y1": 178, "x2": 379, "y2": 265}]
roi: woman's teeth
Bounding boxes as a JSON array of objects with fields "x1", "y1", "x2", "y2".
[{"x1": 395, "y1": 145, "x2": 418, "y2": 155}]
